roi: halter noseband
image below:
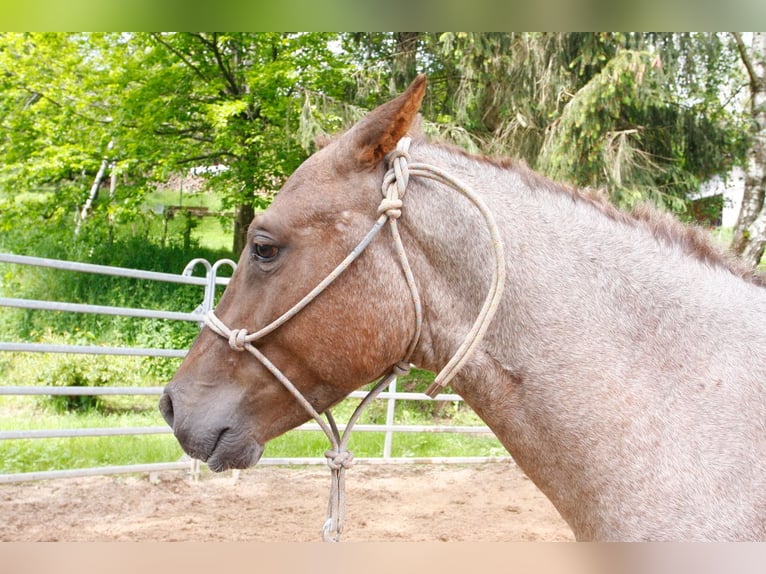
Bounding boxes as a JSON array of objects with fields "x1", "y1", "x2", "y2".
[{"x1": 204, "y1": 136, "x2": 506, "y2": 541}]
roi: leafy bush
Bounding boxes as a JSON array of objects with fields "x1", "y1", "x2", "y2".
[{"x1": 34, "y1": 356, "x2": 114, "y2": 413}]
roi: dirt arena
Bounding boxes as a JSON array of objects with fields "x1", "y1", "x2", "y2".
[{"x1": 1, "y1": 462, "x2": 574, "y2": 542}]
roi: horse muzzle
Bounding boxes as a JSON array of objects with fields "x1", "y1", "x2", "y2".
[{"x1": 159, "y1": 386, "x2": 264, "y2": 472}]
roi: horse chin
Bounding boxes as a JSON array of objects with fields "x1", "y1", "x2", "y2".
[{"x1": 205, "y1": 437, "x2": 264, "y2": 473}]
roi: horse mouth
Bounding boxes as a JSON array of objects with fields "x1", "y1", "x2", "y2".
[{"x1": 204, "y1": 428, "x2": 264, "y2": 472}]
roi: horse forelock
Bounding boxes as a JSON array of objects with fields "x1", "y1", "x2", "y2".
[{"x1": 424, "y1": 140, "x2": 765, "y2": 288}]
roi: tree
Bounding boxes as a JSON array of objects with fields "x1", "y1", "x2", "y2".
[
  {"x1": 0, "y1": 33, "x2": 754, "y2": 261},
  {"x1": 124, "y1": 33, "x2": 352, "y2": 255},
  {"x1": 730, "y1": 32, "x2": 766, "y2": 268},
  {"x1": 434, "y1": 33, "x2": 746, "y2": 214},
  {"x1": 0, "y1": 33, "x2": 147, "y2": 257},
  {"x1": 332, "y1": 33, "x2": 746, "y2": 217},
  {"x1": 0, "y1": 33, "x2": 352, "y2": 256},
  {"x1": 0, "y1": 34, "x2": 120, "y2": 213}
]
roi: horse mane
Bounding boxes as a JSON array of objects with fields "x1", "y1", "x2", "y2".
[{"x1": 430, "y1": 140, "x2": 766, "y2": 288}]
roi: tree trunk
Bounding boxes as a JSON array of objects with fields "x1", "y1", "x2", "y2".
[
  {"x1": 75, "y1": 140, "x2": 114, "y2": 236},
  {"x1": 107, "y1": 162, "x2": 117, "y2": 244},
  {"x1": 731, "y1": 32, "x2": 766, "y2": 268},
  {"x1": 233, "y1": 202, "x2": 255, "y2": 257}
]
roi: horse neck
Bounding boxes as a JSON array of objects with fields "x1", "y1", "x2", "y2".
[
  {"x1": 402, "y1": 143, "x2": 748, "y2": 376},
  {"x1": 399, "y1": 145, "x2": 766, "y2": 539}
]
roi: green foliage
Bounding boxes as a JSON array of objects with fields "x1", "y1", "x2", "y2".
[
  {"x1": 0, "y1": 187, "x2": 231, "y2": 386},
  {"x1": 539, "y1": 46, "x2": 746, "y2": 212},
  {"x1": 432, "y1": 32, "x2": 747, "y2": 214},
  {"x1": 124, "y1": 32, "x2": 354, "y2": 251},
  {"x1": 0, "y1": 32, "x2": 751, "y2": 245},
  {"x1": 35, "y1": 355, "x2": 114, "y2": 413},
  {"x1": 539, "y1": 50, "x2": 664, "y2": 202},
  {"x1": 0, "y1": 406, "x2": 184, "y2": 473},
  {"x1": 0, "y1": 434, "x2": 184, "y2": 474},
  {"x1": 0, "y1": 32, "x2": 354, "y2": 254}
]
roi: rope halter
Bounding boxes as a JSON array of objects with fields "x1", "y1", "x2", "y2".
[{"x1": 203, "y1": 136, "x2": 506, "y2": 541}]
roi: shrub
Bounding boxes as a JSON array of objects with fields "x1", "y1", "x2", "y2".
[{"x1": 34, "y1": 356, "x2": 122, "y2": 413}]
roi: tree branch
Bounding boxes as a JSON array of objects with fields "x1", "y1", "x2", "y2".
[
  {"x1": 175, "y1": 151, "x2": 238, "y2": 165},
  {"x1": 189, "y1": 32, "x2": 241, "y2": 97},
  {"x1": 11, "y1": 81, "x2": 112, "y2": 126},
  {"x1": 733, "y1": 32, "x2": 759, "y2": 92},
  {"x1": 150, "y1": 33, "x2": 211, "y2": 84},
  {"x1": 176, "y1": 151, "x2": 239, "y2": 165},
  {"x1": 152, "y1": 125, "x2": 214, "y2": 143}
]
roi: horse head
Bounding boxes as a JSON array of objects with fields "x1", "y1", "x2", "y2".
[{"x1": 159, "y1": 77, "x2": 427, "y2": 471}]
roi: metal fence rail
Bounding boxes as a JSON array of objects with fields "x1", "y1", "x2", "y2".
[{"x1": 0, "y1": 252, "x2": 508, "y2": 483}]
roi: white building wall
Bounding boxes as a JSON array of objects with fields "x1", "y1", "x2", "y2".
[{"x1": 696, "y1": 166, "x2": 746, "y2": 228}]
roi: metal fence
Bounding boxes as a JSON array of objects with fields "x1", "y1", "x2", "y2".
[{"x1": 0, "y1": 252, "x2": 507, "y2": 483}]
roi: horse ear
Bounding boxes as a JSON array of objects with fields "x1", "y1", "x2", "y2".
[{"x1": 345, "y1": 74, "x2": 426, "y2": 167}]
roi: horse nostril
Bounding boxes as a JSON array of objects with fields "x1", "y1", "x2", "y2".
[{"x1": 158, "y1": 393, "x2": 174, "y2": 427}]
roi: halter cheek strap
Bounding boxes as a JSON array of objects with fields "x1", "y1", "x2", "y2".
[{"x1": 203, "y1": 137, "x2": 506, "y2": 541}]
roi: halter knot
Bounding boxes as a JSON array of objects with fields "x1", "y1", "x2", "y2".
[
  {"x1": 379, "y1": 138, "x2": 412, "y2": 221},
  {"x1": 324, "y1": 448, "x2": 355, "y2": 470},
  {"x1": 227, "y1": 328, "x2": 249, "y2": 351},
  {"x1": 388, "y1": 148, "x2": 411, "y2": 191},
  {"x1": 378, "y1": 197, "x2": 404, "y2": 219},
  {"x1": 387, "y1": 147, "x2": 411, "y2": 164}
]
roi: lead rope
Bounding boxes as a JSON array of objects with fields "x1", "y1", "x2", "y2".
[{"x1": 203, "y1": 136, "x2": 505, "y2": 541}]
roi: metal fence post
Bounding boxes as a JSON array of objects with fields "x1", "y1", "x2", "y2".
[
  {"x1": 181, "y1": 257, "x2": 236, "y2": 478},
  {"x1": 382, "y1": 377, "x2": 397, "y2": 459},
  {"x1": 189, "y1": 458, "x2": 201, "y2": 482}
]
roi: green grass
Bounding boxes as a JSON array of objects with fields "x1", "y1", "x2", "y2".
[
  {"x1": 0, "y1": 350, "x2": 184, "y2": 474},
  {"x1": 265, "y1": 429, "x2": 504, "y2": 460},
  {"x1": 143, "y1": 189, "x2": 233, "y2": 252},
  {"x1": 0, "y1": 409, "x2": 504, "y2": 474},
  {"x1": 0, "y1": 409, "x2": 184, "y2": 473},
  {"x1": 144, "y1": 189, "x2": 222, "y2": 212},
  {"x1": 193, "y1": 216, "x2": 233, "y2": 252},
  {"x1": 0, "y1": 417, "x2": 503, "y2": 475}
]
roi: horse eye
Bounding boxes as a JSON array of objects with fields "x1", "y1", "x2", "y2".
[{"x1": 253, "y1": 243, "x2": 279, "y2": 262}]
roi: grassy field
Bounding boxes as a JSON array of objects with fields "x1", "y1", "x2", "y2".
[
  {"x1": 144, "y1": 189, "x2": 234, "y2": 252},
  {"x1": 0, "y1": 409, "x2": 504, "y2": 475}
]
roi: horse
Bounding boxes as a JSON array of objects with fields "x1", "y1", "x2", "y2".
[{"x1": 160, "y1": 75, "x2": 766, "y2": 541}]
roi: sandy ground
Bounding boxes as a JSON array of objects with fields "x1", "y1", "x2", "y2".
[{"x1": 0, "y1": 462, "x2": 574, "y2": 542}]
